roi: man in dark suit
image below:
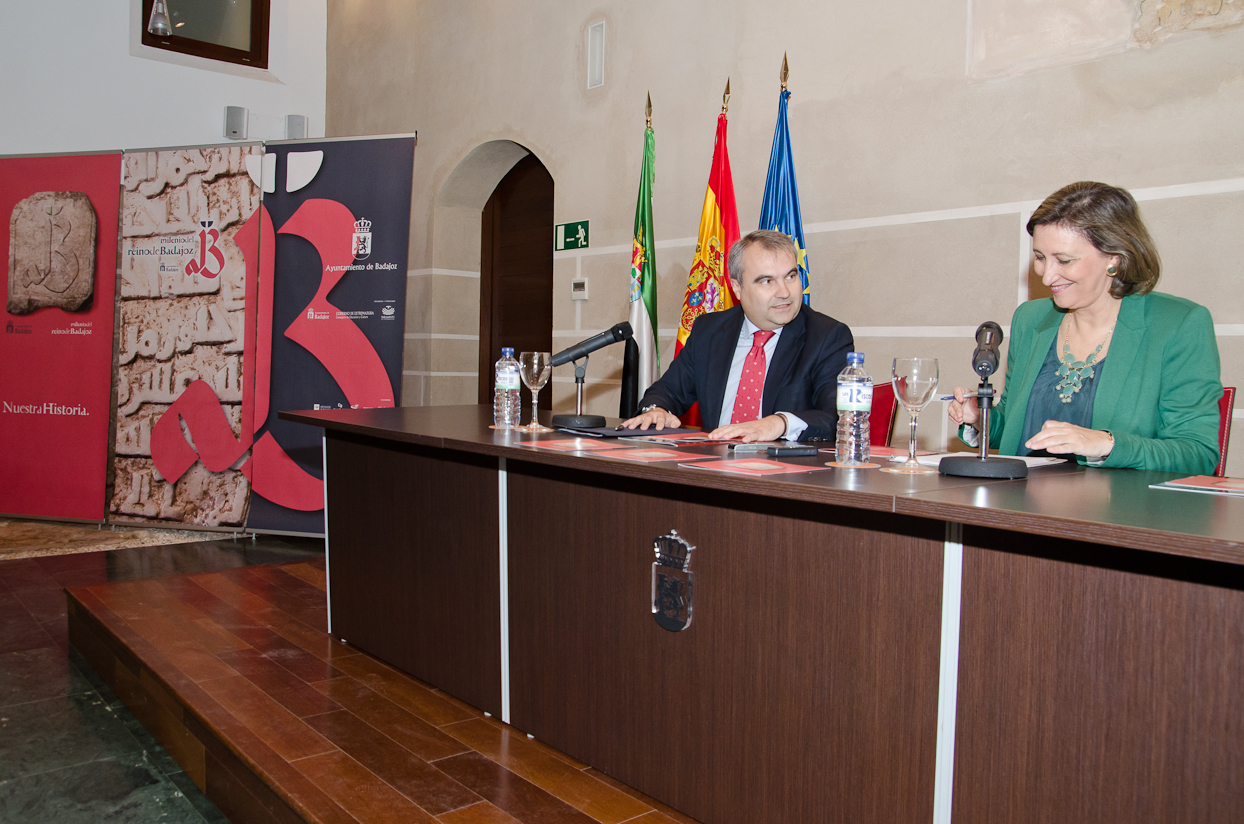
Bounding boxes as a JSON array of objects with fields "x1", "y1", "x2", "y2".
[{"x1": 621, "y1": 230, "x2": 854, "y2": 442}]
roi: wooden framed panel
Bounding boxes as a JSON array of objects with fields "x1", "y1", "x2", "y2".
[
  {"x1": 954, "y1": 527, "x2": 1244, "y2": 823},
  {"x1": 141, "y1": 0, "x2": 270, "y2": 68},
  {"x1": 507, "y1": 461, "x2": 944, "y2": 824},
  {"x1": 325, "y1": 433, "x2": 502, "y2": 716}
]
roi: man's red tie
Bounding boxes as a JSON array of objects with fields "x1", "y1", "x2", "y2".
[{"x1": 731, "y1": 330, "x2": 775, "y2": 423}]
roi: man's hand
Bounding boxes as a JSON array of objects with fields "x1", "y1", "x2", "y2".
[
  {"x1": 1024, "y1": 420, "x2": 1114, "y2": 459},
  {"x1": 620, "y1": 407, "x2": 681, "y2": 431},
  {"x1": 709, "y1": 414, "x2": 788, "y2": 443}
]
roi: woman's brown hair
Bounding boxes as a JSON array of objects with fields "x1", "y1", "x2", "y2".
[{"x1": 1027, "y1": 181, "x2": 1160, "y2": 297}]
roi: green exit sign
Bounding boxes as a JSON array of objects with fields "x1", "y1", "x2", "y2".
[{"x1": 555, "y1": 220, "x2": 589, "y2": 250}]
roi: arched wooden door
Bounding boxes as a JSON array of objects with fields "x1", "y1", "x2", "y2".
[{"x1": 477, "y1": 154, "x2": 554, "y2": 404}]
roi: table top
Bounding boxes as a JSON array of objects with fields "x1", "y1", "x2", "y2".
[{"x1": 283, "y1": 405, "x2": 1244, "y2": 565}]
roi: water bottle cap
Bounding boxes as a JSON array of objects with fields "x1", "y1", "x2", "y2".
[
  {"x1": 847, "y1": 352, "x2": 864, "y2": 364},
  {"x1": 502, "y1": 347, "x2": 514, "y2": 356}
]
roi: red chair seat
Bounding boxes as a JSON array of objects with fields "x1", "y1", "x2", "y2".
[
  {"x1": 869, "y1": 381, "x2": 899, "y2": 447},
  {"x1": 1216, "y1": 387, "x2": 1235, "y2": 477}
]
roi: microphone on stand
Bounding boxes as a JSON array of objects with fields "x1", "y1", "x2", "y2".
[
  {"x1": 939, "y1": 321, "x2": 1028, "y2": 479},
  {"x1": 550, "y1": 322, "x2": 634, "y2": 429},
  {"x1": 551, "y1": 322, "x2": 632, "y2": 367}
]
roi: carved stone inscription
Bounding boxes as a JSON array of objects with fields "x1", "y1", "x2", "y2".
[
  {"x1": 7, "y1": 191, "x2": 97, "y2": 314},
  {"x1": 110, "y1": 146, "x2": 259, "y2": 528},
  {"x1": 1135, "y1": 0, "x2": 1244, "y2": 46}
]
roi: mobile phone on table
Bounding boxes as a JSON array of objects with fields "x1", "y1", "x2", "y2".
[
  {"x1": 728, "y1": 442, "x2": 771, "y2": 453},
  {"x1": 767, "y1": 445, "x2": 818, "y2": 457}
]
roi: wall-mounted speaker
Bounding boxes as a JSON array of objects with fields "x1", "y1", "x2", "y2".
[
  {"x1": 286, "y1": 114, "x2": 309, "y2": 140},
  {"x1": 225, "y1": 106, "x2": 248, "y2": 140}
]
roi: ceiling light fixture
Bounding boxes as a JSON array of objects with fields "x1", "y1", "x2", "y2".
[{"x1": 148, "y1": 0, "x2": 172, "y2": 36}]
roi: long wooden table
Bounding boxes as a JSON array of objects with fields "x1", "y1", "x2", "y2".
[{"x1": 283, "y1": 405, "x2": 1244, "y2": 824}]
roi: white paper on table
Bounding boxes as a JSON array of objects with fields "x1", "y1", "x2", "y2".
[{"x1": 891, "y1": 452, "x2": 1065, "y2": 468}]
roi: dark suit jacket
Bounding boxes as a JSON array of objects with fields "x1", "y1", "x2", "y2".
[{"x1": 639, "y1": 304, "x2": 854, "y2": 441}]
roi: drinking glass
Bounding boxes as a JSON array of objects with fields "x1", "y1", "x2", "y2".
[
  {"x1": 518, "y1": 351, "x2": 553, "y2": 432},
  {"x1": 881, "y1": 357, "x2": 939, "y2": 474}
]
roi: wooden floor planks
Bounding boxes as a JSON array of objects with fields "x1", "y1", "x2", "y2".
[{"x1": 67, "y1": 560, "x2": 695, "y2": 824}]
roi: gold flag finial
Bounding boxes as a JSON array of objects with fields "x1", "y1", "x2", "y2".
[
  {"x1": 646, "y1": 91, "x2": 652, "y2": 128},
  {"x1": 780, "y1": 52, "x2": 789, "y2": 91},
  {"x1": 722, "y1": 77, "x2": 731, "y2": 114}
]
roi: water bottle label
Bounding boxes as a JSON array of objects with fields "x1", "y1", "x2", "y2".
[
  {"x1": 837, "y1": 380, "x2": 873, "y2": 412},
  {"x1": 496, "y1": 372, "x2": 520, "y2": 390}
]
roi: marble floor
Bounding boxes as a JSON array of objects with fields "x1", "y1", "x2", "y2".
[{"x1": 0, "y1": 527, "x2": 325, "y2": 823}]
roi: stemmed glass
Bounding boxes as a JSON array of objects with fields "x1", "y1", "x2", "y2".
[
  {"x1": 881, "y1": 357, "x2": 939, "y2": 474},
  {"x1": 518, "y1": 351, "x2": 553, "y2": 432}
]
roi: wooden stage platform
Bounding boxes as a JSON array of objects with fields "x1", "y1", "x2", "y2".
[{"x1": 66, "y1": 560, "x2": 693, "y2": 824}]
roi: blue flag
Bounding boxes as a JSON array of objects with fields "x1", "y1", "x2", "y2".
[{"x1": 758, "y1": 89, "x2": 810, "y2": 305}]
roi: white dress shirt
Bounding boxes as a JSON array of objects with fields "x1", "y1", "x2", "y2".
[{"x1": 719, "y1": 316, "x2": 808, "y2": 440}]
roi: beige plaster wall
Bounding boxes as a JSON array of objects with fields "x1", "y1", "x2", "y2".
[{"x1": 326, "y1": 0, "x2": 1244, "y2": 473}]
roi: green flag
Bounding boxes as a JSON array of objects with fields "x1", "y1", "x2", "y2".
[{"x1": 622, "y1": 125, "x2": 658, "y2": 416}]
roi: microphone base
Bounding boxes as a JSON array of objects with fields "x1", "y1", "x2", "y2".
[
  {"x1": 938, "y1": 455, "x2": 1028, "y2": 479},
  {"x1": 551, "y1": 413, "x2": 607, "y2": 429}
]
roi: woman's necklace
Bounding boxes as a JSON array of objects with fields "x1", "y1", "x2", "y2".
[{"x1": 1055, "y1": 317, "x2": 1116, "y2": 403}]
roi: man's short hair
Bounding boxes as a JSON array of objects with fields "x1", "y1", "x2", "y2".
[{"x1": 727, "y1": 230, "x2": 797, "y2": 282}]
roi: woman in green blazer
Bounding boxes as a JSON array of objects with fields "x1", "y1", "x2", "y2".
[{"x1": 949, "y1": 182, "x2": 1222, "y2": 475}]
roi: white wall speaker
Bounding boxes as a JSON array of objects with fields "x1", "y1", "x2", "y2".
[
  {"x1": 286, "y1": 114, "x2": 309, "y2": 140},
  {"x1": 587, "y1": 21, "x2": 605, "y2": 89},
  {"x1": 224, "y1": 106, "x2": 248, "y2": 140}
]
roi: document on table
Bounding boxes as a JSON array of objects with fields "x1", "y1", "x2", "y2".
[
  {"x1": 1150, "y1": 475, "x2": 1244, "y2": 497},
  {"x1": 892, "y1": 452, "x2": 1066, "y2": 468},
  {"x1": 599, "y1": 448, "x2": 717, "y2": 463},
  {"x1": 518, "y1": 438, "x2": 633, "y2": 452},
  {"x1": 680, "y1": 458, "x2": 830, "y2": 476}
]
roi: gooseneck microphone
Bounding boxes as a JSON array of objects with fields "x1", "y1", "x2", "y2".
[
  {"x1": 551, "y1": 322, "x2": 633, "y2": 367},
  {"x1": 972, "y1": 321, "x2": 1003, "y2": 379}
]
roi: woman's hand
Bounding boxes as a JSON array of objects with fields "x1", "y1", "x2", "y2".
[
  {"x1": 1025, "y1": 421, "x2": 1114, "y2": 459},
  {"x1": 948, "y1": 387, "x2": 980, "y2": 428}
]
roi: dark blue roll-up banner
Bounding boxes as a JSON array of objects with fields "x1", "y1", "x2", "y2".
[{"x1": 246, "y1": 136, "x2": 414, "y2": 534}]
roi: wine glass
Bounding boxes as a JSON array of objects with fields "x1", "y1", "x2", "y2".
[
  {"x1": 881, "y1": 357, "x2": 939, "y2": 474},
  {"x1": 518, "y1": 351, "x2": 553, "y2": 432}
]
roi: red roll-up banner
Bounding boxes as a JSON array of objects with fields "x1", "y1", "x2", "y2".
[{"x1": 0, "y1": 152, "x2": 122, "y2": 521}]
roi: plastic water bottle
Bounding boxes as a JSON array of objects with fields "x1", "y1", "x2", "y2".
[
  {"x1": 835, "y1": 352, "x2": 872, "y2": 465},
  {"x1": 493, "y1": 347, "x2": 521, "y2": 428}
]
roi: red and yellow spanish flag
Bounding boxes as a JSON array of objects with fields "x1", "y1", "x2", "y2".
[
  {"x1": 677, "y1": 112, "x2": 740, "y2": 355},
  {"x1": 676, "y1": 110, "x2": 739, "y2": 426}
]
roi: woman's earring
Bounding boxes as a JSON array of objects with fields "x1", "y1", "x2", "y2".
[{"x1": 1107, "y1": 265, "x2": 1118, "y2": 275}]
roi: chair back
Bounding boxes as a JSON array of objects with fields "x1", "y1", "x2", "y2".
[
  {"x1": 1216, "y1": 387, "x2": 1235, "y2": 478},
  {"x1": 869, "y1": 381, "x2": 900, "y2": 447}
]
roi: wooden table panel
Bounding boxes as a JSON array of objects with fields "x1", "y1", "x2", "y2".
[
  {"x1": 953, "y1": 527, "x2": 1244, "y2": 824},
  {"x1": 325, "y1": 433, "x2": 502, "y2": 716},
  {"x1": 507, "y1": 460, "x2": 944, "y2": 824}
]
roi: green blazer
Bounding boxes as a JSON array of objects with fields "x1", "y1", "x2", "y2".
[{"x1": 984, "y1": 292, "x2": 1222, "y2": 474}]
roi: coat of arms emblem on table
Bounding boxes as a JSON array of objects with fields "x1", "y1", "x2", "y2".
[{"x1": 652, "y1": 530, "x2": 695, "y2": 632}]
